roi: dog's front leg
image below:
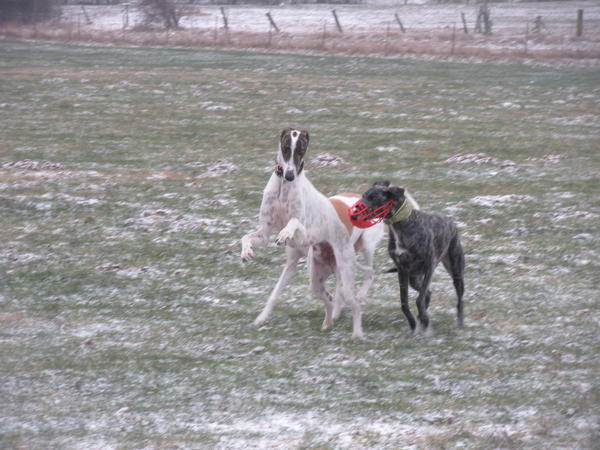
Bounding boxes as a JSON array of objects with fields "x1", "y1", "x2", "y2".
[
  {"x1": 241, "y1": 178, "x2": 279, "y2": 261},
  {"x1": 332, "y1": 243, "x2": 363, "y2": 339},
  {"x1": 241, "y1": 229, "x2": 269, "y2": 261},
  {"x1": 254, "y1": 247, "x2": 304, "y2": 326},
  {"x1": 275, "y1": 217, "x2": 307, "y2": 247},
  {"x1": 398, "y1": 270, "x2": 416, "y2": 332},
  {"x1": 416, "y1": 262, "x2": 434, "y2": 333}
]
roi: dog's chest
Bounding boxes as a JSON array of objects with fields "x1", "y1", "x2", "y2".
[
  {"x1": 388, "y1": 226, "x2": 424, "y2": 271},
  {"x1": 272, "y1": 185, "x2": 302, "y2": 218},
  {"x1": 390, "y1": 230, "x2": 408, "y2": 257}
]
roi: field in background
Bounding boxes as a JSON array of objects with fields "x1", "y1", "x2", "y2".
[
  {"x1": 1, "y1": 1, "x2": 600, "y2": 61},
  {"x1": 1, "y1": 40, "x2": 599, "y2": 448}
]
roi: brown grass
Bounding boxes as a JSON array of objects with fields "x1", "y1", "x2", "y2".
[{"x1": 2, "y1": 23, "x2": 599, "y2": 63}]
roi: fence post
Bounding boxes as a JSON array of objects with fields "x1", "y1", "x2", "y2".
[
  {"x1": 461, "y1": 12, "x2": 468, "y2": 34},
  {"x1": 220, "y1": 7, "x2": 229, "y2": 30},
  {"x1": 384, "y1": 23, "x2": 390, "y2": 55},
  {"x1": 576, "y1": 9, "x2": 583, "y2": 37},
  {"x1": 81, "y1": 5, "x2": 92, "y2": 25},
  {"x1": 394, "y1": 13, "x2": 405, "y2": 33},
  {"x1": 214, "y1": 16, "x2": 218, "y2": 43},
  {"x1": 266, "y1": 12, "x2": 280, "y2": 33},
  {"x1": 123, "y1": 4, "x2": 129, "y2": 30},
  {"x1": 451, "y1": 22, "x2": 456, "y2": 55},
  {"x1": 332, "y1": 10, "x2": 343, "y2": 33}
]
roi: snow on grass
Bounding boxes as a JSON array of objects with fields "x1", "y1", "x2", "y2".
[{"x1": 0, "y1": 41, "x2": 598, "y2": 449}]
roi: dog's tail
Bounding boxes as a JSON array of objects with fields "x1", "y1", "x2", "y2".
[{"x1": 384, "y1": 267, "x2": 397, "y2": 274}]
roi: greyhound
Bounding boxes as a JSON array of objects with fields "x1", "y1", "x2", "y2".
[
  {"x1": 241, "y1": 128, "x2": 371, "y2": 339},
  {"x1": 350, "y1": 181, "x2": 465, "y2": 333}
]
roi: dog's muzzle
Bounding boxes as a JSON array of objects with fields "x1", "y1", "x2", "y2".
[{"x1": 348, "y1": 199, "x2": 394, "y2": 228}]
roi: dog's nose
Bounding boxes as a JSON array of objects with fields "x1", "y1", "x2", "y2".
[{"x1": 284, "y1": 170, "x2": 295, "y2": 182}]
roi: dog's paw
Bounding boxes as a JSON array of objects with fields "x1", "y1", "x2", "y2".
[
  {"x1": 321, "y1": 317, "x2": 333, "y2": 331},
  {"x1": 240, "y1": 236, "x2": 254, "y2": 261},
  {"x1": 241, "y1": 246, "x2": 254, "y2": 262},
  {"x1": 351, "y1": 330, "x2": 364, "y2": 340},
  {"x1": 254, "y1": 312, "x2": 269, "y2": 326},
  {"x1": 275, "y1": 227, "x2": 295, "y2": 246},
  {"x1": 332, "y1": 302, "x2": 344, "y2": 320}
]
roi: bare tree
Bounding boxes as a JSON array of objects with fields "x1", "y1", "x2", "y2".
[
  {"x1": 139, "y1": 0, "x2": 180, "y2": 29},
  {"x1": 474, "y1": 2, "x2": 492, "y2": 35}
]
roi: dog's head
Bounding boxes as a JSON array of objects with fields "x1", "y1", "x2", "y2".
[
  {"x1": 349, "y1": 181, "x2": 406, "y2": 228},
  {"x1": 277, "y1": 128, "x2": 310, "y2": 182}
]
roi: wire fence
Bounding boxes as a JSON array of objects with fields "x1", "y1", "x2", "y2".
[
  {"x1": 56, "y1": 3, "x2": 598, "y2": 34},
  {"x1": 2, "y1": 3, "x2": 599, "y2": 60}
]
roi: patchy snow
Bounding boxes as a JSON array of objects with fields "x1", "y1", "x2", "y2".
[
  {"x1": 200, "y1": 159, "x2": 239, "y2": 178},
  {"x1": 375, "y1": 145, "x2": 402, "y2": 153},
  {"x1": 471, "y1": 194, "x2": 534, "y2": 207},
  {"x1": 2, "y1": 159, "x2": 64, "y2": 170},
  {"x1": 526, "y1": 154, "x2": 566, "y2": 164},
  {"x1": 123, "y1": 209, "x2": 223, "y2": 234},
  {"x1": 446, "y1": 152, "x2": 498, "y2": 165},
  {"x1": 311, "y1": 152, "x2": 345, "y2": 167},
  {"x1": 445, "y1": 152, "x2": 517, "y2": 168},
  {"x1": 95, "y1": 262, "x2": 161, "y2": 278}
]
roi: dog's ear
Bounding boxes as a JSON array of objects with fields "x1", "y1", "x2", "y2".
[
  {"x1": 389, "y1": 186, "x2": 405, "y2": 198},
  {"x1": 373, "y1": 180, "x2": 391, "y2": 188},
  {"x1": 280, "y1": 128, "x2": 292, "y2": 141},
  {"x1": 302, "y1": 129, "x2": 309, "y2": 145}
]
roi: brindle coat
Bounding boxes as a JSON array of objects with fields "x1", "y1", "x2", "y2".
[{"x1": 356, "y1": 181, "x2": 465, "y2": 332}]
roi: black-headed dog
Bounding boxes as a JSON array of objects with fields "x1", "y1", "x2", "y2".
[{"x1": 352, "y1": 181, "x2": 465, "y2": 333}]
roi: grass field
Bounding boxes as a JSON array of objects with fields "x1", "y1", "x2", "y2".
[{"x1": 1, "y1": 40, "x2": 599, "y2": 448}]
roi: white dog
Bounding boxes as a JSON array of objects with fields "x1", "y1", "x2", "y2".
[{"x1": 241, "y1": 128, "x2": 376, "y2": 338}]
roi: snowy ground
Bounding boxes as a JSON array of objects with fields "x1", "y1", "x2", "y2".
[{"x1": 1, "y1": 40, "x2": 599, "y2": 448}]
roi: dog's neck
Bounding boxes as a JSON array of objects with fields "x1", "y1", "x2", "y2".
[
  {"x1": 385, "y1": 199, "x2": 413, "y2": 225},
  {"x1": 274, "y1": 164, "x2": 306, "y2": 200}
]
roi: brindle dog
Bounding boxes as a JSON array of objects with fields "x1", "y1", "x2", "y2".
[{"x1": 354, "y1": 181, "x2": 465, "y2": 333}]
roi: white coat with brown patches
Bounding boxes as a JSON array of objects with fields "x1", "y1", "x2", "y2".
[
  {"x1": 325, "y1": 193, "x2": 385, "y2": 314},
  {"x1": 241, "y1": 128, "x2": 370, "y2": 339}
]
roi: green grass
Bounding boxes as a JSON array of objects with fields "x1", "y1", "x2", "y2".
[{"x1": 1, "y1": 40, "x2": 599, "y2": 448}]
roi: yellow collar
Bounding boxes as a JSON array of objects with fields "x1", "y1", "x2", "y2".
[{"x1": 384, "y1": 199, "x2": 413, "y2": 225}]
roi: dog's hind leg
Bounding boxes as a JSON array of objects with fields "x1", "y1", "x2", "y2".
[
  {"x1": 398, "y1": 270, "x2": 417, "y2": 332},
  {"x1": 332, "y1": 243, "x2": 363, "y2": 339},
  {"x1": 355, "y1": 235, "x2": 378, "y2": 304},
  {"x1": 310, "y1": 245, "x2": 335, "y2": 331},
  {"x1": 442, "y1": 236, "x2": 465, "y2": 327},
  {"x1": 254, "y1": 247, "x2": 304, "y2": 326}
]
